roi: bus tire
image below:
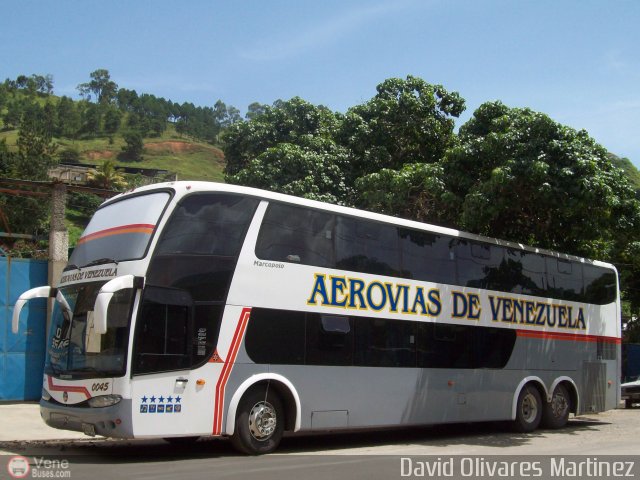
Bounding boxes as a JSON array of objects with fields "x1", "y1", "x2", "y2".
[
  {"x1": 512, "y1": 385, "x2": 542, "y2": 433},
  {"x1": 541, "y1": 384, "x2": 571, "y2": 429},
  {"x1": 230, "y1": 386, "x2": 284, "y2": 455}
]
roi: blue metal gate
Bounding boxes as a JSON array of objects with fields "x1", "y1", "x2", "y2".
[{"x1": 0, "y1": 257, "x2": 48, "y2": 401}]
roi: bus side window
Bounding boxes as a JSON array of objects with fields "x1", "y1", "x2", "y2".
[
  {"x1": 335, "y1": 216, "x2": 401, "y2": 276},
  {"x1": 547, "y1": 258, "x2": 583, "y2": 302},
  {"x1": 583, "y1": 264, "x2": 616, "y2": 305},
  {"x1": 398, "y1": 229, "x2": 457, "y2": 285},
  {"x1": 306, "y1": 314, "x2": 353, "y2": 366},
  {"x1": 455, "y1": 239, "x2": 504, "y2": 289},
  {"x1": 256, "y1": 204, "x2": 335, "y2": 267}
]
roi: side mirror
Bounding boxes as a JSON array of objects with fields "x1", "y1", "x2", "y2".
[
  {"x1": 94, "y1": 275, "x2": 143, "y2": 334},
  {"x1": 12, "y1": 286, "x2": 53, "y2": 334}
]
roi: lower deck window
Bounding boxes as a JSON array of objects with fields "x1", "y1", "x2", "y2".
[{"x1": 245, "y1": 308, "x2": 516, "y2": 369}]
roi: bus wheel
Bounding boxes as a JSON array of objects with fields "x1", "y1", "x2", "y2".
[
  {"x1": 541, "y1": 384, "x2": 571, "y2": 429},
  {"x1": 513, "y1": 385, "x2": 542, "y2": 433},
  {"x1": 231, "y1": 386, "x2": 284, "y2": 455}
]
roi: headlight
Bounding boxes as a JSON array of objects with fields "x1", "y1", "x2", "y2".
[
  {"x1": 88, "y1": 394, "x2": 122, "y2": 408},
  {"x1": 42, "y1": 388, "x2": 51, "y2": 401}
]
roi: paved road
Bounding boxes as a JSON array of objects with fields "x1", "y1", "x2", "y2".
[{"x1": 0, "y1": 409, "x2": 639, "y2": 479}]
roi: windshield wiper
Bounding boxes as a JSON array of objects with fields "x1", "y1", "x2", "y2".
[
  {"x1": 82, "y1": 258, "x2": 119, "y2": 268},
  {"x1": 63, "y1": 264, "x2": 80, "y2": 272}
]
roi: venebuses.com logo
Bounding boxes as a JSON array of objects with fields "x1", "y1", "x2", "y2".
[
  {"x1": 6, "y1": 455, "x2": 71, "y2": 478},
  {"x1": 6, "y1": 456, "x2": 30, "y2": 479}
]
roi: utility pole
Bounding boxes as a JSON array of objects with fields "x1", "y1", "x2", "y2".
[{"x1": 48, "y1": 182, "x2": 68, "y2": 331}]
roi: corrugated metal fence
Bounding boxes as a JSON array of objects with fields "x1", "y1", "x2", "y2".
[{"x1": 0, "y1": 257, "x2": 48, "y2": 401}]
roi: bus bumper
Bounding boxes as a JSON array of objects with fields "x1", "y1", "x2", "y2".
[{"x1": 40, "y1": 398, "x2": 134, "y2": 438}]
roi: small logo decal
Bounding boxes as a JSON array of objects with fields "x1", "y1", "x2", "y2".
[{"x1": 7, "y1": 456, "x2": 30, "y2": 478}]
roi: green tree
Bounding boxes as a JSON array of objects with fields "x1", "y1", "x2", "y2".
[
  {"x1": 103, "y1": 106, "x2": 122, "y2": 135},
  {"x1": 355, "y1": 162, "x2": 452, "y2": 225},
  {"x1": 80, "y1": 102, "x2": 103, "y2": 136},
  {"x1": 77, "y1": 69, "x2": 118, "y2": 104},
  {"x1": 443, "y1": 101, "x2": 638, "y2": 259},
  {"x1": 245, "y1": 102, "x2": 268, "y2": 120},
  {"x1": 120, "y1": 130, "x2": 144, "y2": 162},
  {"x1": 229, "y1": 141, "x2": 352, "y2": 204},
  {"x1": 86, "y1": 160, "x2": 127, "y2": 190},
  {"x1": 55, "y1": 96, "x2": 81, "y2": 138},
  {"x1": 223, "y1": 97, "x2": 342, "y2": 177},
  {"x1": 340, "y1": 75, "x2": 465, "y2": 180},
  {"x1": 0, "y1": 102, "x2": 59, "y2": 235}
]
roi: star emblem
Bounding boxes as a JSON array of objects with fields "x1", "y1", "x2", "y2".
[
  {"x1": 159, "y1": 396, "x2": 165, "y2": 403},
  {"x1": 175, "y1": 396, "x2": 181, "y2": 403},
  {"x1": 150, "y1": 395, "x2": 156, "y2": 403},
  {"x1": 167, "y1": 396, "x2": 173, "y2": 403},
  {"x1": 141, "y1": 396, "x2": 148, "y2": 403}
]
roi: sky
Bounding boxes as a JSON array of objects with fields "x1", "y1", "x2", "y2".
[{"x1": 1, "y1": 0, "x2": 639, "y2": 165}]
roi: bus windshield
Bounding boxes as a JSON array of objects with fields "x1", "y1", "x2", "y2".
[
  {"x1": 46, "y1": 282, "x2": 135, "y2": 378},
  {"x1": 68, "y1": 192, "x2": 170, "y2": 268}
]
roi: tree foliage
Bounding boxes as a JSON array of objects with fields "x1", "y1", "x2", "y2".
[
  {"x1": 77, "y1": 69, "x2": 118, "y2": 104},
  {"x1": 86, "y1": 160, "x2": 127, "y2": 190},
  {"x1": 341, "y1": 76, "x2": 465, "y2": 178}
]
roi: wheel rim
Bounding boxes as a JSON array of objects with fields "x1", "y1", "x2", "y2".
[
  {"x1": 248, "y1": 401, "x2": 277, "y2": 441},
  {"x1": 550, "y1": 391, "x2": 568, "y2": 418},
  {"x1": 521, "y1": 392, "x2": 539, "y2": 424}
]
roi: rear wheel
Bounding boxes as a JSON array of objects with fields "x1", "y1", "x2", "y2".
[
  {"x1": 513, "y1": 385, "x2": 542, "y2": 433},
  {"x1": 541, "y1": 384, "x2": 571, "y2": 429},
  {"x1": 230, "y1": 386, "x2": 284, "y2": 455},
  {"x1": 626, "y1": 399, "x2": 634, "y2": 409}
]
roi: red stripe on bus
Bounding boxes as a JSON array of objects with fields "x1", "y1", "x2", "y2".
[
  {"x1": 47, "y1": 375, "x2": 91, "y2": 399},
  {"x1": 516, "y1": 329, "x2": 620, "y2": 344},
  {"x1": 77, "y1": 223, "x2": 155, "y2": 245},
  {"x1": 212, "y1": 307, "x2": 251, "y2": 436}
]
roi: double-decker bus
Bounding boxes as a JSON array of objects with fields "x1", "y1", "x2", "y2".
[{"x1": 12, "y1": 181, "x2": 620, "y2": 454}]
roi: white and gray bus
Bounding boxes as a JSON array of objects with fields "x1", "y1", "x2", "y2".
[{"x1": 13, "y1": 181, "x2": 620, "y2": 454}]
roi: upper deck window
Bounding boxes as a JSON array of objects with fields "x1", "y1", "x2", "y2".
[
  {"x1": 156, "y1": 193, "x2": 258, "y2": 256},
  {"x1": 69, "y1": 192, "x2": 170, "y2": 267}
]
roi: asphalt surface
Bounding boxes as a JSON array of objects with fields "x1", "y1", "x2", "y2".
[{"x1": 0, "y1": 407, "x2": 639, "y2": 479}]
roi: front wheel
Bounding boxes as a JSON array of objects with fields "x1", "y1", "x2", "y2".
[
  {"x1": 512, "y1": 385, "x2": 542, "y2": 433},
  {"x1": 230, "y1": 386, "x2": 284, "y2": 455},
  {"x1": 541, "y1": 384, "x2": 571, "y2": 429}
]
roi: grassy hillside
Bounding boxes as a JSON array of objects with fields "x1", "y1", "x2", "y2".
[{"x1": 0, "y1": 124, "x2": 226, "y2": 182}]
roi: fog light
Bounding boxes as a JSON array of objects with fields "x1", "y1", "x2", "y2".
[
  {"x1": 42, "y1": 388, "x2": 51, "y2": 401},
  {"x1": 88, "y1": 394, "x2": 122, "y2": 408}
]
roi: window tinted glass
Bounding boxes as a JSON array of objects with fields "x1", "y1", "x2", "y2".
[
  {"x1": 156, "y1": 194, "x2": 258, "y2": 256},
  {"x1": 244, "y1": 308, "x2": 306, "y2": 364},
  {"x1": 354, "y1": 317, "x2": 416, "y2": 367},
  {"x1": 399, "y1": 229, "x2": 457, "y2": 284},
  {"x1": 147, "y1": 256, "x2": 235, "y2": 302},
  {"x1": 306, "y1": 314, "x2": 354, "y2": 366},
  {"x1": 504, "y1": 249, "x2": 546, "y2": 296},
  {"x1": 583, "y1": 265, "x2": 617, "y2": 305},
  {"x1": 547, "y1": 258, "x2": 583, "y2": 301},
  {"x1": 133, "y1": 287, "x2": 192, "y2": 374},
  {"x1": 256, "y1": 204, "x2": 334, "y2": 267},
  {"x1": 455, "y1": 239, "x2": 504, "y2": 289},
  {"x1": 245, "y1": 309, "x2": 516, "y2": 369},
  {"x1": 336, "y1": 216, "x2": 400, "y2": 276}
]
